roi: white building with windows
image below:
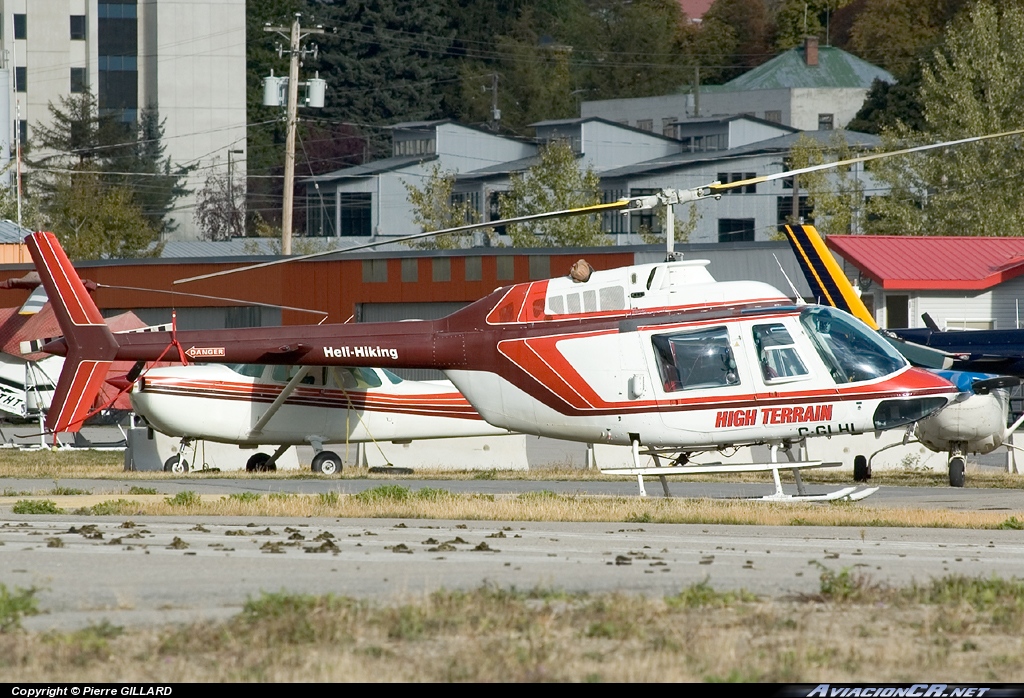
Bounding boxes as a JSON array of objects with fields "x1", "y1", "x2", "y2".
[
  {"x1": 0, "y1": 0, "x2": 246, "y2": 239},
  {"x1": 302, "y1": 120, "x2": 538, "y2": 239},
  {"x1": 599, "y1": 129, "x2": 880, "y2": 244},
  {"x1": 581, "y1": 38, "x2": 892, "y2": 135}
]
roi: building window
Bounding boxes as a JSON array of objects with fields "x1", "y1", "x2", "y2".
[
  {"x1": 306, "y1": 191, "x2": 336, "y2": 236},
  {"x1": 764, "y1": 110, "x2": 782, "y2": 123},
  {"x1": 776, "y1": 196, "x2": 813, "y2": 229},
  {"x1": 679, "y1": 133, "x2": 727, "y2": 152},
  {"x1": 401, "y1": 258, "x2": 418, "y2": 283},
  {"x1": 393, "y1": 138, "x2": 435, "y2": 156},
  {"x1": 487, "y1": 191, "x2": 506, "y2": 236},
  {"x1": 338, "y1": 192, "x2": 372, "y2": 236},
  {"x1": 718, "y1": 218, "x2": 755, "y2": 243},
  {"x1": 662, "y1": 118, "x2": 676, "y2": 137},
  {"x1": 17, "y1": 120, "x2": 27, "y2": 145},
  {"x1": 636, "y1": 119, "x2": 653, "y2": 132},
  {"x1": 497, "y1": 256, "x2": 514, "y2": 281},
  {"x1": 71, "y1": 15, "x2": 87, "y2": 40},
  {"x1": 818, "y1": 113, "x2": 834, "y2": 130},
  {"x1": 362, "y1": 259, "x2": 387, "y2": 283},
  {"x1": 432, "y1": 258, "x2": 450, "y2": 282},
  {"x1": 529, "y1": 256, "x2": 550, "y2": 280},
  {"x1": 70, "y1": 68, "x2": 88, "y2": 93},
  {"x1": 629, "y1": 188, "x2": 659, "y2": 234},
  {"x1": 716, "y1": 172, "x2": 757, "y2": 194},
  {"x1": 13, "y1": 14, "x2": 26, "y2": 40},
  {"x1": 14, "y1": 67, "x2": 26, "y2": 93},
  {"x1": 98, "y1": 3, "x2": 138, "y2": 19},
  {"x1": 465, "y1": 256, "x2": 482, "y2": 281},
  {"x1": 885, "y1": 295, "x2": 909, "y2": 329}
]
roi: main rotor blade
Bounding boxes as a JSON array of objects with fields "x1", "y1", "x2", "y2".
[
  {"x1": 174, "y1": 200, "x2": 628, "y2": 285},
  {"x1": 710, "y1": 127, "x2": 1024, "y2": 193}
]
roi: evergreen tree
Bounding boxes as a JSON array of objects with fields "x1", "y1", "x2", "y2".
[
  {"x1": 865, "y1": 1, "x2": 1024, "y2": 237},
  {"x1": 29, "y1": 91, "x2": 186, "y2": 249},
  {"x1": 313, "y1": 0, "x2": 457, "y2": 156}
]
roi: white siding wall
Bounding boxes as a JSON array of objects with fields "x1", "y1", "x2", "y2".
[
  {"x1": 789, "y1": 88, "x2": 869, "y2": 130},
  {"x1": 580, "y1": 121, "x2": 678, "y2": 171},
  {"x1": 144, "y1": 0, "x2": 246, "y2": 240},
  {"x1": 436, "y1": 123, "x2": 535, "y2": 169},
  {"x1": 728, "y1": 120, "x2": 793, "y2": 148}
]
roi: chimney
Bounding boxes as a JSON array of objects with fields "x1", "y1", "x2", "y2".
[{"x1": 804, "y1": 36, "x2": 818, "y2": 66}]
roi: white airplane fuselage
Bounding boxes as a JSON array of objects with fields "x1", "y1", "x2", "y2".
[{"x1": 130, "y1": 364, "x2": 510, "y2": 446}]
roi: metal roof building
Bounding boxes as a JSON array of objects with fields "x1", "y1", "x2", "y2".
[{"x1": 828, "y1": 235, "x2": 1024, "y2": 331}]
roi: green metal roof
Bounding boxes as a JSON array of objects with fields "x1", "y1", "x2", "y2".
[{"x1": 722, "y1": 45, "x2": 892, "y2": 90}]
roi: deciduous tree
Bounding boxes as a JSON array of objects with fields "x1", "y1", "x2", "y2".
[
  {"x1": 404, "y1": 164, "x2": 490, "y2": 249},
  {"x1": 499, "y1": 140, "x2": 607, "y2": 247}
]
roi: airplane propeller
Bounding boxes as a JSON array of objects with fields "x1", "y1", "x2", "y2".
[{"x1": 174, "y1": 127, "x2": 1024, "y2": 286}]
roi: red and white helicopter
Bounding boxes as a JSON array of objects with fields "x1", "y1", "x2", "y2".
[
  {"x1": 123, "y1": 362, "x2": 511, "y2": 473},
  {"x1": 27, "y1": 129, "x2": 1023, "y2": 498}
]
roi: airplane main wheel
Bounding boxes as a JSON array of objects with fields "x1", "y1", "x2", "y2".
[
  {"x1": 948, "y1": 455, "x2": 966, "y2": 488},
  {"x1": 246, "y1": 452, "x2": 276, "y2": 472},
  {"x1": 163, "y1": 455, "x2": 188, "y2": 473},
  {"x1": 853, "y1": 455, "x2": 871, "y2": 482},
  {"x1": 312, "y1": 451, "x2": 342, "y2": 475}
]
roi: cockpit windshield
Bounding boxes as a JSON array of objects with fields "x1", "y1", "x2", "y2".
[{"x1": 800, "y1": 307, "x2": 906, "y2": 383}]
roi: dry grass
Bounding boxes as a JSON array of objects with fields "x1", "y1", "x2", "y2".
[
  {"x1": 2, "y1": 579, "x2": 1023, "y2": 682},
  {"x1": 1, "y1": 447, "x2": 1022, "y2": 489},
  {"x1": 17, "y1": 486, "x2": 1020, "y2": 530}
]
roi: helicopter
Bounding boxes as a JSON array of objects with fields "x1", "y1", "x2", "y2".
[{"x1": 25, "y1": 129, "x2": 1024, "y2": 498}]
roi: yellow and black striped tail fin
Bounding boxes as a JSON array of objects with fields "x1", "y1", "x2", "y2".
[{"x1": 781, "y1": 224, "x2": 878, "y2": 330}]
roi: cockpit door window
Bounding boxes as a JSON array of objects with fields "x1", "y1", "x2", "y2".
[
  {"x1": 753, "y1": 323, "x2": 809, "y2": 383},
  {"x1": 652, "y1": 326, "x2": 740, "y2": 392}
]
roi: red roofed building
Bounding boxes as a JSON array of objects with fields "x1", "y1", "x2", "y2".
[{"x1": 827, "y1": 235, "x2": 1024, "y2": 330}]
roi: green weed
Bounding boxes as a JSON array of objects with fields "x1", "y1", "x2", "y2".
[
  {"x1": 353, "y1": 485, "x2": 411, "y2": 503},
  {"x1": 89, "y1": 500, "x2": 140, "y2": 516},
  {"x1": 666, "y1": 580, "x2": 758, "y2": 608},
  {"x1": 164, "y1": 491, "x2": 200, "y2": 507},
  {"x1": 228, "y1": 492, "x2": 263, "y2": 503},
  {"x1": 126, "y1": 486, "x2": 157, "y2": 495},
  {"x1": 317, "y1": 491, "x2": 339, "y2": 506},
  {"x1": 414, "y1": 487, "x2": 454, "y2": 501},
  {"x1": 12, "y1": 499, "x2": 62, "y2": 515},
  {"x1": 0, "y1": 584, "x2": 39, "y2": 632}
]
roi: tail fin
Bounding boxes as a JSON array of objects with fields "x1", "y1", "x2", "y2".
[
  {"x1": 26, "y1": 232, "x2": 119, "y2": 433},
  {"x1": 780, "y1": 224, "x2": 879, "y2": 329},
  {"x1": 781, "y1": 224, "x2": 953, "y2": 370}
]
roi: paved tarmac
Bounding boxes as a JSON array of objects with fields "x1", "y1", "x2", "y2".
[{"x1": 0, "y1": 475, "x2": 1022, "y2": 631}]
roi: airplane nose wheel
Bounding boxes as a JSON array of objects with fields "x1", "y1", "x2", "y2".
[
  {"x1": 312, "y1": 451, "x2": 342, "y2": 475},
  {"x1": 948, "y1": 455, "x2": 966, "y2": 488},
  {"x1": 163, "y1": 455, "x2": 188, "y2": 473}
]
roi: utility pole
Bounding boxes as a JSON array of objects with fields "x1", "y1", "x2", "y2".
[{"x1": 265, "y1": 15, "x2": 324, "y2": 255}]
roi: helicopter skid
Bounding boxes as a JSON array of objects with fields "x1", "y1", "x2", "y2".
[
  {"x1": 757, "y1": 486, "x2": 879, "y2": 502},
  {"x1": 600, "y1": 460, "x2": 841, "y2": 476}
]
